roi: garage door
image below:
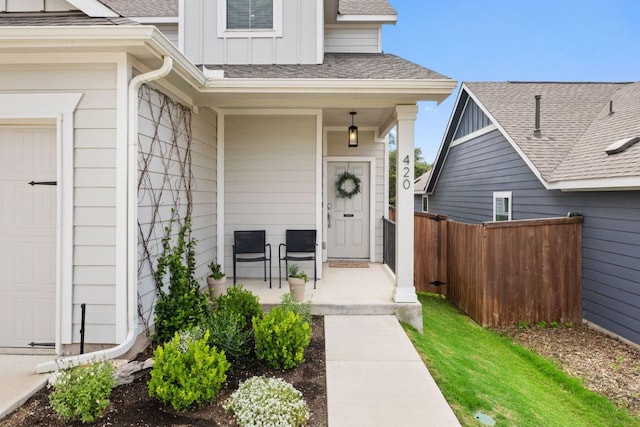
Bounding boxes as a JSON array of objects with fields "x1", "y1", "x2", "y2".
[{"x1": 0, "y1": 126, "x2": 56, "y2": 349}]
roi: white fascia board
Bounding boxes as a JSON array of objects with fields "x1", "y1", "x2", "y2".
[
  {"x1": 463, "y1": 84, "x2": 553, "y2": 190},
  {"x1": 547, "y1": 176, "x2": 640, "y2": 192},
  {"x1": 66, "y1": 0, "x2": 119, "y2": 17},
  {"x1": 203, "y1": 78, "x2": 457, "y2": 95},
  {"x1": 131, "y1": 17, "x2": 180, "y2": 24},
  {"x1": 337, "y1": 14, "x2": 397, "y2": 23}
]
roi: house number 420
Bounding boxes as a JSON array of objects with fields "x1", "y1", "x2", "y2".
[{"x1": 402, "y1": 155, "x2": 411, "y2": 190}]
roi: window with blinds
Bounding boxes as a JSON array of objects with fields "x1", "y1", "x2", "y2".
[{"x1": 227, "y1": 0, "x2": 273, "y2": 30}]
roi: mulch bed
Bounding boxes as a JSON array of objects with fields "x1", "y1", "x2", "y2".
[{"x1": 0, "y1": 316, "x2": 327, "y2": 427}]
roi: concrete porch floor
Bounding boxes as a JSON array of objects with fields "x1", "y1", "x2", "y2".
[{"x1": 229, "y1": 262, "x2": 423, "y2": 330}]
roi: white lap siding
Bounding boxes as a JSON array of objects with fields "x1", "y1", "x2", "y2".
[{"x1": 224, "y1": 114, "x2": 317, "y2": 279}]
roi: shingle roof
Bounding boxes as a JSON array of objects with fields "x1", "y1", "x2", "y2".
[
  {"x1": 0, "y1": 11, "x2": 137, "y2": 26},
  {"x1": 414, "y1": 170, "x2": 432, "y2": 194},
  {"x1": 465, "y1": 82, "x2": 639, "y2": 182},
  {"x1": 210, "y1": 53, "x2": 450, "y2": 80},
  {"x1": 552, "y1": 82, "x2": 640, "y2": 181},
  {"x1": 338, "y1": 0, "x2": 397, "y2": 16},
  {"x1": 98, "y1": 0, "x2": 178, "y2": 18}
]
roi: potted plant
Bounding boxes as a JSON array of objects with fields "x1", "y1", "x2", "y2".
[
  {"x1": 287, "y1": 264, "x2": 308, "y2": 302},
  {"x1": 207, "y1": 261, "x2": 226, "y2": 299}
]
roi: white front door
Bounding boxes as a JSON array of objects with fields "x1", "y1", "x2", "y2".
[
  {"x1": 0, "y1": 126, "x2": 56, "y2": 349},
  {"x1": 327, "y1": 161, "x2": 370, "y2": 259}
]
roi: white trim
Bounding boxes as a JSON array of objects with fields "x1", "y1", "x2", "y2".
[
  {"x1": 66, "y1": 0, "x2": 119, "y2": 17},
  {"x1": 114, "y1": 54, "x2": 129, "y2": 343},
  {"x1": 216, "y1": 114, "x2": 225, "y2": 266},
  {"x1": 492, "y1": 191, "x2": 512, "y2": 222},
  {"x1": 548, "y1": 176, "x2": 640, "y2": 192},
  {"x1": 0, "y1": 93, "x2": 82, "y2": 354},
  {"x1": 217, "y1": 0, "x2": 283, "y2": 38},
  {"x1": 178, "y1": 0, "x2": 185, "y2": 52},
  {"x1": 0, "y1": 0, "x2": 5, "y2": 12},
  {"x1": 450, "y1": 124, "x2": 497, "y2": 147},
  {"x1": 422, "y1": 195, "x2": 428, "y2": 212},
  {"x1": 202, "y1": 78, "x2": 458, "y2": 94},
  {"x1": 336, "y1": 14, "x2": 397, "y2": 23},
  {"x1": 322, "y1": 156, "x2": 377, "y2": 262},
  {"x1": 315, "y1": 114, "x2": 324, "y2": 276},
  {"x1": 131, "y1": 17, "x2": 179, "y2": 24},
  {"x1": 216, "y1": 108, "x2": 322, "y2": 116},
  {"x1": 316, "y1": 0, "x2": 324, "y2": 63}
]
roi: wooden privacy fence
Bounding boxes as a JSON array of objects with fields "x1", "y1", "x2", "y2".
[{"x1": 395, "y1": 207, "x2": 583, "y2": 327}]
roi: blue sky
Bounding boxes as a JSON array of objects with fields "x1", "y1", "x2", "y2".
[{"x1": 382, "y1": 0, "x2": 640, "y2": 163}]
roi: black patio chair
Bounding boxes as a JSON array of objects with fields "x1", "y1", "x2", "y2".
[
  {"x1": 233, "y1": 230, "x2": 272, "y2": 288},
  {"x1": 279, "y1": 229, "x2": 317, "y2": 289}
]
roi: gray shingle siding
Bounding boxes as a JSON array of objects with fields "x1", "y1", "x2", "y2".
[{"x1": 429, "y1": 130, "x2": 640, "y2": 344}]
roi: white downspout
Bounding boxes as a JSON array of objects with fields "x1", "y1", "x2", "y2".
[{"x1": 37, "y1": 56, "x2": 174, "y2": 373}]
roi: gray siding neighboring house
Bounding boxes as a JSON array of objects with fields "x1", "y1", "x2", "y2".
[{"x1": 427, "y1": 82, "x2": 640, "y2": 345}]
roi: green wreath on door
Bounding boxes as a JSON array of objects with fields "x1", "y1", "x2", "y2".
[{"x1": 335, "y1": 172, "x2": 361, "y2": 199}]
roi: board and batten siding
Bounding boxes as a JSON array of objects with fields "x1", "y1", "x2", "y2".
[
  {"x1": 326, "y1": 130, "x2": 385, "y2": 262},
  {"x1": 137, "y1": 90, "x2": 218, "y2": 328},
  {"x1": 429, "y1": 129, "x2": 640, "y2": 344},
  {"x1": 224, "y1": 115, "x2": 317, "y2": 278},
  {"x1": 183, "y1": 0, "x2": 319, "y2": 64},
  {"x1": 0, "y1": 64, "x2": 119, "y2": 344},
  {"x1": 324, "y1": 26, "x2": 380, "y2": 53}
]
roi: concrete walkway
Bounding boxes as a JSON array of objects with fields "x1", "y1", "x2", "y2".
[
  {"x1": 0, "y1": 354, "x2": 51, "y2": 419},
  {"x1": 325, "y1": 315, "x2": 460, "y2": 427},
  {"x1": 0, "y1": 315, "x2": 461, "y2": 426}
]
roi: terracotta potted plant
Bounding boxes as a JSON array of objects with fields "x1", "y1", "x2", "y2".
[
  {"x1": 207, "y1": 261, "x2": 226, "y2": 299},
  {"x1": 287, "y1": 264, "x2": 308, "y2": 302}
]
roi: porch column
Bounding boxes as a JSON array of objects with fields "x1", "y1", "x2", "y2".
[{"x1": 394, "y1": 105, "x2": 418, "y2": 303}]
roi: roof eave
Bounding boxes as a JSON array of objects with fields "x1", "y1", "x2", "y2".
[
  {"x1": 547, "y1": 176, "x2": 640, "y2": 192},
  {"x1": 337, "y1": 14, "x2": 397, "y2": 24},
  {"x1": 201, "y1": 78, "x2": 456, "y2": 100}
]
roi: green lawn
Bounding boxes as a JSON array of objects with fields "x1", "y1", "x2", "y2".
[{"x1": 403, "y1": 293, "x2": 640, "y2": 427}]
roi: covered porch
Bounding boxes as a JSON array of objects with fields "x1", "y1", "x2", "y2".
[{"x1": 227, "y1": 262, "x2": 423, "y2": 330}]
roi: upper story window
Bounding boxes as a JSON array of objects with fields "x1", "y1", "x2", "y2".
[
  {"x1": 228, "y1": 0, "x2": 272, "y2": 29},
  {"x1": 493, "y1": 191, "x2": 512, "y2": 221},
  {"x1": 218, "y1": 0, "x2": 283, "y2": 38}
]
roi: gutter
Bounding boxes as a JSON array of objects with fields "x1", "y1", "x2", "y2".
[{"x1": 37, "y1": 56, "x2": 174, "y2": 373}]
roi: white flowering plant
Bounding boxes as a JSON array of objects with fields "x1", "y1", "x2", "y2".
[
  {"x1": 48, "y1": 360, "x2": 115, "y2": 424},
  {"x1": 223, "y1": 376, "x2": 310, "y2": 427}
]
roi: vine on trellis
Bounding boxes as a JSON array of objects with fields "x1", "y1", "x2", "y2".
[{"x1": 136, "y1": 85, "x2": 194, "y2": 334}]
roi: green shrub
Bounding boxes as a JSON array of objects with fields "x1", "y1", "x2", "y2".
[
  {"x1": 280, "y1": 293, "x2": 312, "y2": 325},
  {"x1": 153, "y1": 218, "x2": 209, "y2": 345},
  {"x1": 223, "y1": 376, "x2": 310, "y2": 427},
  {"x1": 206, "y1": 307, "x2": 253, "y2": 368},
  {"x1": 148, "y1": 330, "x2": 230, "y2": 411},
  {"x1": 253, "y1": 307, "x2": 311, "y2": 370},
  {"x1": 214, "y1": 284, "x2": 263, "y2": 329},
  {"x1": 49, "y1": 360, "x2": 115, "y2": 424}
]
